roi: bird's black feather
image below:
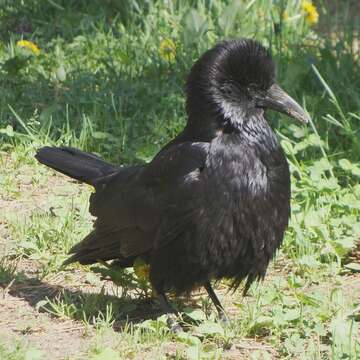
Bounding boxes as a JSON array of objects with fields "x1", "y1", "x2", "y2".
[
  {"x1": 36, "y1": 39, "x2": 305, "y2": 311},
  {"x1": 35, "y1": 146, "x2": 116, "y2": 185}
]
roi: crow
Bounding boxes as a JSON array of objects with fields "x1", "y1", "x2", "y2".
[{"x1": 35, "y1": 39, "x2": 309, "y2": 331}]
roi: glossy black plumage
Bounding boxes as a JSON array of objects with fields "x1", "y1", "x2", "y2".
[{"x1": 36, "y1": 39, "x2": 309, "y2": 322}]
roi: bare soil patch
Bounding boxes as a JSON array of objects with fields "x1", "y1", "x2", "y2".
[{"x1": 1, "y1": 160, "x2": 359, "y2": 359}]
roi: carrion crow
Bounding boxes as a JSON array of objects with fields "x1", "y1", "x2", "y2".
[{"x1": 36, "y1": 39, "x2": 309, "y2": 331}]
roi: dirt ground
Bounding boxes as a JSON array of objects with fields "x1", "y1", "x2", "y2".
[{"x1": 0, "y1": 168, "x2": 359, "y2": 359}]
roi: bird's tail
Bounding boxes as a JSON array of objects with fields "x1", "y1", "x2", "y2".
[{"x1": 35, "y1": 146, "x2": 116, "y2": 185}]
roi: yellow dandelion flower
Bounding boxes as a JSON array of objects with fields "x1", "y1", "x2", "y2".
[
  {"x1": 158, "y1": 38, "x2": 176, "y2": 62},
  {"x1": 301, "y1": 1, "x2": 319, "y2": 25},
  {"x1": 133, "y1": 257, "x2": 150, "y2": 282},
  {"x1": 282, "y1": 10, "x2": 289, "y2": 22},
  {"x1": 17, "y1": 40, "x2": 40, "y2": 55}
]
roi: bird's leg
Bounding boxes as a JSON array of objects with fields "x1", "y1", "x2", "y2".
[
  {"x1": 204, "y1": 281, "x2": 229, "y2": 324},
  {"x1": 157, "y1": 292, "x2": 183, "y2": 333}
]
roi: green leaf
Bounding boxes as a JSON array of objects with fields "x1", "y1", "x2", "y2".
[
  {"x1": 2, "y1": 55, "x2": 29, "y2": 75},
  {"x1": 293, "y1": 134, "x2": 326, "y2": 153},
  {"x1": 18, "y1": 240, "x2": 40, "y2": 252},
  {"x1": 289, "y1": 124, "x2": 306, "y2": 138},
  {"x1": 176, "y1": 332, "x2": 201, "y2": 346},
  {"x1": 344, "y1": 263, "x2": 360, "y2": 272},
  {"x1": 313, "y1": 322, "x2": 326, "y2": 336},
  {"x1": 304, "y1": 209, "x2": 323, "y2": 227},
  {"x1": 317, "y1": 177, "x2": 339, "y2": 190},
  {"x1": 186, "y1": 345, "x2": 201, "y2": 360},
  {"x1": 272, "y1": 307, "x2": 287, "y2": 326},
  {"x1": 340, "y1": 194, "x2": 360, "y2": 209},
  {"x1": 296, "y1": 293, "x2": 321, "y2": 307},
  {"x1": 330, "y1": 316, "x2": 355, "y2": 357},
  {"x1": 95, "y1": 132, "x2": 117, "y2": 143},
  {"x1": 309, "y1": 158, "x2": 332, "y2": 181},
  {"x1": 251, "y1": 316, "x2": 274, "y2": 331},
  {"x1": 184, "y1": 308, "x2": 207, "y2": 321},
  {"x1": 182, "y1": 9, "x2": 207, "y2": 46},
  {"x1": 331, "y1": 238, "x2": 355, "y2": 257},
  {"x1": 137, "y1": 315, "x2": 167, "y2": 332},
  {"x1": 92, "y1": 131, "x2": 110, "y2": 140},
  {"x1": 351, "y1": 166, "x2": 360, "y2": 177},
  {"x1": 299, "y1": 255, "x2": 320, "y2": 268},
  {"x1": 280, "y1": 140, "x2": 295, "y2": 155},
  {"x1": 307, "y1": 134, "x2": 326, "y2": 148},
  {"x1": 338, "y1": 159, "x2": 360, "y2": 177},
  {"x1": 338, "y1": 158, "x2": 352, "y2": 171},
  {"x1": 196, "y1": 320, "x2": 224, "y2": 336},
  {"x1": 0, "y1": 125, "x2": 14, "y2": 137},
  {"x1": 283, "y1": 308, "x2": 301, "y2": 322},
  {"x1": 56, "y1": 65, "x2": 67, "y2": 82},
  {"x1": 353, "y1": 184, "x2": 360, "y2": 197},
  {"x1": 218, "y1": 0, "x2": 242, "y2": 36}
]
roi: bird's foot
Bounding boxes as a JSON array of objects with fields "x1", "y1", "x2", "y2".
[
  {"x1": 157, "y1": 292, "x2": 184, "y2": 333},
  {"x1": 204, "y1": 281, "x2": 230, "y2": 327},
  {"x1": 219, "y1": 311, "x2": 230, "y2": 327},
  {"x1": 166, "y1": 313, "x2": 184, "y2": 334}
]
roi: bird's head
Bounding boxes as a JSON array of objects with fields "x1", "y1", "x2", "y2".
[{"x1": 186, "y1": 39, "x2": 309, "y2": 133}]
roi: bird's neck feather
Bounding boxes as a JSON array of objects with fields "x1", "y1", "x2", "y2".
[
  {"x1": 187, "y1": 104, "x2": 277, "y2": 146},
  {"x1": 240, "y1": 114, "x2": 280, "y2": 152}
]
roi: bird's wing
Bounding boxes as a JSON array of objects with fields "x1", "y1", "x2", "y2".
[
  {"x1": 66, "y1": 142, "x2": 209, "y2": 264},
  {"x1": 142, "y1": 142, "x2": 210, "y2": 249},
  {"x1": 90, "y1": 141, "x2": 209, "y2": 228}
]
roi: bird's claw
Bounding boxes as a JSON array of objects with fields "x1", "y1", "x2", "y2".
[
  {"x1": 166, "y1": 314, "x2": 184, "y2": 334},
  {"x1": 219, "y1": 312, "x2": 230, "y2": 327}
]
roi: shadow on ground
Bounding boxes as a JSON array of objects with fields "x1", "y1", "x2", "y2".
[
  {"x1": 0, "y1": 265, "x2": 164, "y2": 330},
  {"x1": 0, "y1": 261, "x2": 203, "y2": 332}
]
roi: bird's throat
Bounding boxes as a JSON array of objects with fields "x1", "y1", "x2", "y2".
[{"x1": 217, "y1": 112, "x2": 281, "y2": 158}]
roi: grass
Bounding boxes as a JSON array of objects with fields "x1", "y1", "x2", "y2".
[{"x1": 0, "y1": 0, "x2": 359, "y2": 359}]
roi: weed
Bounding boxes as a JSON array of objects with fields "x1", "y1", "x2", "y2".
[{"x1": 0, "y1": 1, "x2": 359, "y2": 359}]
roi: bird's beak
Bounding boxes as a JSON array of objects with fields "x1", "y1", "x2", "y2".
[{"x1": 256, "y1": 84, "x2": 310, "y2": 124}]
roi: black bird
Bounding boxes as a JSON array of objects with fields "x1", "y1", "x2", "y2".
[{"x1": 36, "y1": 39, "x2": 309, "y2": 329}]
